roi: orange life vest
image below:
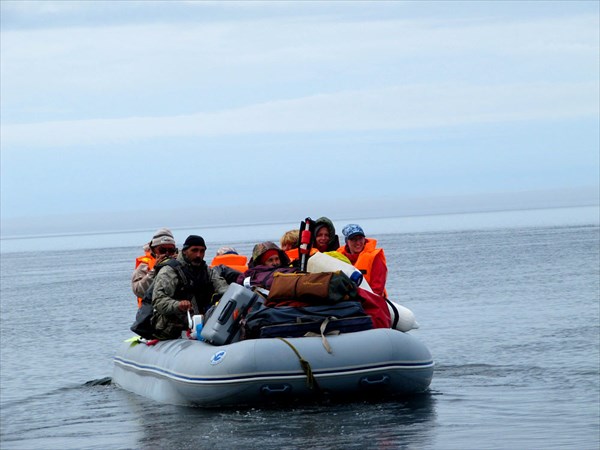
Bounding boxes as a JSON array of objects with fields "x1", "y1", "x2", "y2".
[
  {"x1": 134, "y1": 252, "x2": 156, "y2": 308},
  {"x1": 285, "y1": 247, "x2": 318, "y2": 262},
  {"x1": 209, "y1": 254, "x2": 248, "y2": 273},
  {"x1": 337, "y1": 238, "x2": 388, "y2": 297}
]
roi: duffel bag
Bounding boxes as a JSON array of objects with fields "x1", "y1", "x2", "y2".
[{"x1": 267, "y1": 271, "x2": 357, "y2": 304}]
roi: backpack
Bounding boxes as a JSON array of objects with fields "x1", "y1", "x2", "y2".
[{"x1": 130, "y1": 259, "x2": 188, "y2": 339}]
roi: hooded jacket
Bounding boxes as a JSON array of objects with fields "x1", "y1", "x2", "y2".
[
  {"x1": 313, "y1": 217, "x2": 341, "y2": 252},
  {"x1": 248, "y1": 241, "x2": 291, "y2": 268},
  {"x1": 237, "y1": 241, "x2": 297, "y2": 289}
]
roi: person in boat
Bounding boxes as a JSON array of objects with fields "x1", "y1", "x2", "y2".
[
  {"x1": 280, "y1": 229, "x2": 299, "y2": 252},
  {"x1": 285, "y1": 217, "x2": 344, "y2": 266},
  {"x1": 312, "y1": 217, "x2": 341, "y2": 253},
  {"x1": 337, "y1": 224, "x2": 388, "y2": 298},
  {"x1": 281, "y1": 229, "x2": 313, "y2": 266},
  {"x1": 131, "y1": 228, "x2": 177, "y2": 308},
  {"x1": 152, "y1": 235, "x2": 229, "y2": 340},
  {"x1": 236, "y1": 241, "x2": 297, "y2": 290},
  {"x1": 209, "y1": 246, "x2": 248, "y2": 283}
]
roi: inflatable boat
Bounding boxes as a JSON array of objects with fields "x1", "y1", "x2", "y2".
[
  {"x1": 112, "y1": 328, "x2": 434, "y2": 407},
  {"x1": 114, "y1": 252, "x2": 432, "y2": 407}
]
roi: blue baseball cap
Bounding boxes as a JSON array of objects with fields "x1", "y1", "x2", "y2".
[{"x1": 342, "y1": 224, "x2": 365, "y2": 242}]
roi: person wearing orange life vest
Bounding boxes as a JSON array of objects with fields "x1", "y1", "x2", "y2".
[
  {"x1": 280, "y1": 229, "x2": 299, "y2": 252},
  {"x1": 209, "y1": 247, "x2": 248, "y2": 272},
  {"x1": 284, "y1": 223, "x2": 345, "y2": 265},
  {"x1": 132, "y1": 228, "x2": 177, "y2": 308},
  {"x1": 284, "y1": 217, "x2": 345, "y2": 265},
  {"x1": 337, "y1": 224, "x2": 388, "y2": 298},
  {"x1": 209, "y1": 247, "x2": 248, "y2": 284},
  {"x1": 280, "y1": 228, "x2": 317, "y2": 263}
]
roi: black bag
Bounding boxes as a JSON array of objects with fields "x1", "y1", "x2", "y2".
[
  {"x1": 259, "y1": 315, "x2": 373, "y2": 338},
  {"x1": 129, "y1": 259, "x2": 186, "y2": 340},
  {"x1": 244, "y1": 301, "x2": 370, "y2": 339},
  {"x1": 130, "y1": 300, "x2": 155, "y2": 339}
]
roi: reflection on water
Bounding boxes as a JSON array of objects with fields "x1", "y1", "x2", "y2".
[
  {"x1": 127, "y1": 392, "x2": 438, "y2": 450},
  {"x1": 1, "y1": 366, "x2": 438, "y2": 450}
]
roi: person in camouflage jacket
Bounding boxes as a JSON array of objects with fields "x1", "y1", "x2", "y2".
[{"x1": 152, "y1": 235, "x2": 229, "y2": 340}]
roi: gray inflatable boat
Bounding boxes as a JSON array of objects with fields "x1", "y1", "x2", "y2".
[{"x1": 113, "y1": 328, "x2": 434, "y2": 407}]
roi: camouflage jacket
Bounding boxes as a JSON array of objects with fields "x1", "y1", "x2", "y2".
[{"x1": 151, "y1": 252, "x2": 228, "y2": 340}]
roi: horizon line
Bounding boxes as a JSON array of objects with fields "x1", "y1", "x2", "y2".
[{"x1": 2, "y1": 203, "x2": 598, "y2": 241}]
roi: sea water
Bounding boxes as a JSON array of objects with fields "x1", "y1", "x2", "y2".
[{"x1": 0, "y1": 207, "x2": 598, "y2": 449}]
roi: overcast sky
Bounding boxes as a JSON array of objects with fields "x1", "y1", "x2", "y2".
[{"x1": 1, "y1": 1, "x2": 598, "y2": 235}]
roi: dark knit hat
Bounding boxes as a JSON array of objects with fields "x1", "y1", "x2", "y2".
[{"x1": 182, "y1": 235, "x2": 206, "y2": 250}]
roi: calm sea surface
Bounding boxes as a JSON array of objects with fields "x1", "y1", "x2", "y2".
[{"x1": 1, "y1": 209, "x2": 599, "y2": 449}]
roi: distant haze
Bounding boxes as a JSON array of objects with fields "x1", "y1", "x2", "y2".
[
  {"x1": 1, "y1": 1, "x2": 598, "y2": 237},
  {"x1": 2, "y1": 187, "x2": 597, "y2": 238}
]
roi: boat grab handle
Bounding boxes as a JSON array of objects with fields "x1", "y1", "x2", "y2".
[
  {"x1": 261, "y1": 384, "x2": 292, "y2": 395},
  {"x1": 360, "y1": 374, "x2": 390, "y2": 387}
]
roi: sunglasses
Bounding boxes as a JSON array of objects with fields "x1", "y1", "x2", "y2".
[{"x1": 156, "y1": 247, "x2": 177, "y2": 255}]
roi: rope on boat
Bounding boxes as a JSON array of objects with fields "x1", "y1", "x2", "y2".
[
  {"x1": 276, "y1": 337, "x2": 320, "y2": 391},
  {"x1": 304, "y1": 317, "x2": 337, "y2": 354},
  {"x1": 318, "y1": 318, "x2": 334, "y2": 353}
]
